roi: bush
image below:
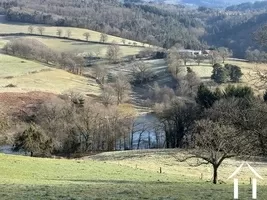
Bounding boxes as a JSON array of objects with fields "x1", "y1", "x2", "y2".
[
  {"x1": 225, "y1": 64, "x2": 243, "y2": 82},
  {"x1": 5, "y1": 84, "x2": 16, "y2": 87},
  {"x1": 211, "y1": 63, "x2": 243, "y2": 84},
  {"x1": 195, "y1": 83, "x2": 219, "y2": 108},
  {"x1": 224, "y1": 85, "x2": 254, "y2": 99},
  {"x1": 211, "y1": 63, "x2": 229, "y2": 84}
]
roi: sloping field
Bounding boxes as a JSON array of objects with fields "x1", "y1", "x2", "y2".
[
  {"x1": 9, "y1": 36, "x2": 144, "y2": 57},
  {"x1": 0, "y1": 54, "x2": 100, "y2": 95},
  {"x1": 0, "y1": 150, "x2": 266, "y2": 199},
  {"x1": 0, "y1": 21, "x2": 145, "y2": 46},
  {"x1": 144, "y1": 59, "x2": 267, "y2": 92}
]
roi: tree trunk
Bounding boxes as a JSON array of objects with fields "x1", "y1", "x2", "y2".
[
  {"x1": 213, "y1": 165, "x2": 218, "y2": 184},
  {"x1": 30, "y1": 151, "x2": 33, "y2": 157}
]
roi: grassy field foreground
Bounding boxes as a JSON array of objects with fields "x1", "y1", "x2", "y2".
[{"x1": 0, "y1": 150, "x2": 267, "y2": 199}]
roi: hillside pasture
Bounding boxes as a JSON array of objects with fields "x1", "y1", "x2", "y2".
[
  {"x1": 0, "y1": 150, "x2": 266, "y2": 199},
  {"x1": 0, "y1": 54, "x2": 100, "y2": 95},
  {"x1": 0, "y1": 35, "x2": 145, "y2": 58},
  {"x1": 0, "y1": 20, "x2": 146, "y2": 46},
  {"x1": 25, "y1": 36, "x2": 144, "y2": 57}
]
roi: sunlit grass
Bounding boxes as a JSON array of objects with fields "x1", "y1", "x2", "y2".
[
  {"x1": 0, "y1": 54, "x2": 100, "y2": 95},
  {"x1": 0, "y1": 21, "x2": 146, "y2": 46}
]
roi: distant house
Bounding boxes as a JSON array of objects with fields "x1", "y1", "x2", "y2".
[
  {"x1": 177, "y1": 49, "x2": 202, "y2": 56},
  {"x1": 202, "y1": 50, "x2": 211, "y2": 56}
]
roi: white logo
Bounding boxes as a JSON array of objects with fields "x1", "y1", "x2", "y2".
[{"x1": 228, "y1": 162, "x2": 263, "y2": 199}]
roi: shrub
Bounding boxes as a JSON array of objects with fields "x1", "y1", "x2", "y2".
[
  {"x1": 225, "y1": 64, "x2": 243, "y2": 82},
  {"x1": 211, "y1": 63, "x2": 229, "y2": 83}
]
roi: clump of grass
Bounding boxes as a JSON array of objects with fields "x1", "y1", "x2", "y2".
[
  {"x1": 40, "y1": 68, "x2": 52, "y2": 72},
  {"x1": 5, "y1": 83, "x2": 17, "y2": 87},
  {"x1": 4, "y1": 76, "x2": 14, "y2": 79},
  {"x1": 29, "y1": 70, "x2": 39, "y2": 74}
]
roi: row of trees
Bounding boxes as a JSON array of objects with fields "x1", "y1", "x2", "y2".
[
  {"x1": 3, "y1": 38, "x2": 84, "y2": 74},
  {"x1": 27, "y1": 26, "x2": 112, "y2": 43},
  {"x1": 245, "y1": 48, "x2": 267, "y2": 63},
  {"x1": 13, "y1": 97, "x2": 138, "y2": 157}
]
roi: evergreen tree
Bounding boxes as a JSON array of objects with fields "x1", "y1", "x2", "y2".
[
  {"x1": 195, "y1": 83, "x2": 219, "y2": 108},
  {"x1": 225, "y1": 64, "x2": 243, "y2": 83},
  {"x1": 211, "y1": 63, "x2": 229, "y2": 84}
]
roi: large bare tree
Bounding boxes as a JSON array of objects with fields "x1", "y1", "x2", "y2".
[{"x1": 180, "y1": 119, "x2": 252, "y2": 184}]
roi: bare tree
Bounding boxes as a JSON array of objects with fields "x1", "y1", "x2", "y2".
[
  {"x1": 155, "y1": 98, "x2": 197, "y2": 148},
  {"x1": 56, "y1": 28, "x2": 63, "y2": 37},
  {"x1": 112, "y1": 73, "x2": 131, "y2": 104},
  {"x1": 209, "y1": 50, "x2": 222, "y2": 65},
  {"x1": 28, "y1": 26, "x2": 34, "y2": 34},
  {"x1": 195, "y1": 54, "x2": 204, "y2": 66},
  {"x1": 93, "y1": 65, "x2": 108, "y2": 85},
  {"x1": 130, "y1": 61, "x2": 155, "y2": 84},
  {"x1": 37, "y1": 27, "x2": 45, "y2": 35},
  {"x1": 167, "y1": 48, "x2": 184, "y2": 79},
  {"x1": 106, "y1": 42, "x2": 121, "y2": 63},
  {"x1": 180, "y1": 119, "x2": 253, "y2": 184},
  {"x1": 100, "y1": 33, "x2": 108, "y2": 43},
  {"x1": 3, "y1": 43, "x2": 10, "y2": 54},
  {"x1": 248, "y1": 68, "x2": 267, "y2": 90},
  {"x1": 66, "y1": 29, "x2": 72, "y2": 38},
  {"x1": 83, "y1": 32, "x2": 91, "y2": 41},
  {"x1": 218, "y1": 47, "x2": 233, "y2": 63},
  {"x1": 180, "y1": 52, "x2": 191, "y2": 66},
  {"x1": 101, "y1": 84, "x2": 116, "y2": 107}
]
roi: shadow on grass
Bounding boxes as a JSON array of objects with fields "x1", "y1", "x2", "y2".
[{"x1": 48, "y1": 179, "x2": 179, "y2": 185}]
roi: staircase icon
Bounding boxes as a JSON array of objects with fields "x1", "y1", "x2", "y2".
[{"x1": 228, "y1": 162, "x2": 263, "y2": 199}]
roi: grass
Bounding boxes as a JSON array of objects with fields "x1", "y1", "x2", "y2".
[
  {"x1": 25, "y1": 36, "x2": 144, "y2": 57},
  {"x1": 0, "y1": 54, "x2": 100, "y2": 95},
  {"x1": 144, "y1": 59, "x2": 267, "y2": 93},
  {"x1": 0, "y1": 150, "x2": 267, "y2": 199},
  {"x1": 0, "y1": 35, "x2": 145, "y2": 58}
]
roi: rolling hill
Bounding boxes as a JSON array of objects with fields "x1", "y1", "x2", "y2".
[{"x1": 142, "y1": 0, "x2": 260, "y2": 8}]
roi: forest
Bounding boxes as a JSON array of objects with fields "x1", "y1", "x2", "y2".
[
  {"x1": 2, "y1": 0, "x2": 267, "y2": 58},
  {"x1": 1, "y1": 0, "x2": 267, "y2": 58}
]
